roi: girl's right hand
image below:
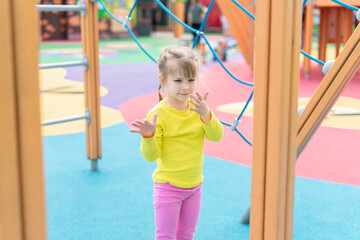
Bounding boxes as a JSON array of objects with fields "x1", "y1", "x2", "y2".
[{"x1": 130, "y1": 113, "x2": 158, "y2": 138}]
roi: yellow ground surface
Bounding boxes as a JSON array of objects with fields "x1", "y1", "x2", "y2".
[
  {"x1": 217, "y1": 97, "x2": 360, "y2": 130},
  {"x1": 39, "y1": 68, "x2": 123, "y2": 136}
]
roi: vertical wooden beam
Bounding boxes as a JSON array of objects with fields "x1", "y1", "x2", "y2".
[
  {"x1": 0, "y1": 1, "x2": 23, "y2": 239},
  {"x1": 343, "y1": 9, "x2": 353, "y2": 43},
  {"x1": 0, "y1": 0, "x2": 47, "y2": 240},
  {"x1": 284, "y1": 1, "x2": 303, "y2": 238},
  {"x1": 335, "y1": 8, "x2": 342, "y2": 56},
  {"x1": 82, "y1": 0, "x2": 101, "y2": 170},
  {"x1": 249, "y1": 0, "x2": 271, "y2": 237},
  {"x1": 250, "y1": 0, "x2": 302, "y2": 239},
  {"x1": 319, "y1": 8, "x2": 328, "y2": 61},
  {"x1": 174, "y1": 1, "x2": 185, "y2": 38},
  {"x1": 303, "y1": 5, "x2": 314, "y2": 77}
]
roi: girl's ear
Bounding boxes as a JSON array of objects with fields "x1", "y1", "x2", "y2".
[{"x1": 159, "y1": 74, "x2": 166, "y2": 87}]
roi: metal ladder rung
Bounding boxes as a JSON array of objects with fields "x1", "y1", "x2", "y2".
[
  {"x1": 41, "y1": 109, "x2": 90, "y2": 126},
  {"x1": 39, "y1": 56, "x2": 88, "y2": 71},
  {"x1": 36, "y1": 3, "x2": 86, "y2": 16}
]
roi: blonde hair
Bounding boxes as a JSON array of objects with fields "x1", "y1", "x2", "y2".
[{"x1": 157, "y1": 46, "x2": 200, "y2": 101}]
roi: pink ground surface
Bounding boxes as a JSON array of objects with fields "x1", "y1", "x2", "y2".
[{"x1": 120, "y1": 62, "x2": 360, "y2": 186}]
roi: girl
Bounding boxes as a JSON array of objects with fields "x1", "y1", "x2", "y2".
[{"x1": 130, "y1": 46, "x2": 223, "y2": 240}]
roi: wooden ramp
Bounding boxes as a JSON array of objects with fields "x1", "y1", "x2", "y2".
[
  {"x1": 217, "y1": 0, "x2": 254, "y2": 67},
  {"x1": 297, "y1": 24, "x2": 360, "y2": 157}
]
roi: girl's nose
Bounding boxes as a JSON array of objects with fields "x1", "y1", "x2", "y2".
[{"x1": 182, "y1": 84, "x2": 190, "y2": 90}]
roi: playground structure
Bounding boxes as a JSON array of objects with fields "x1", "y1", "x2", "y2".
[
  {"x1": 37, "y1": 1, "x2": 102, "y2": 172},
  {"x1": 303, "y1": 0, "x2": 360, "y2": 77},
  {"x1": 215, "y1": 0, "x2": 360, "y2": 75},
  {"x1": 1, "y1": 0, "x2": 360, "y2": 240}
]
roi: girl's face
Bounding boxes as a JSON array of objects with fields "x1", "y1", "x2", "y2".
[{"x1": 160, "y1": 70, "x2": 196, "y2": 105}]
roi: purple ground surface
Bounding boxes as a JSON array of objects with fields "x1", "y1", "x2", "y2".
[
  {"x1": 64, "y1": 52, "x2": 244, "y2": 110},
  {"x1": 65, "y1": 63, "x2": 159, "y2": 110}
]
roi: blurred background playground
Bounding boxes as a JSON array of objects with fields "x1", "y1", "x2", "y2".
[{"x1": 3, "y1": 0, "x2": 360, "y2": 239}]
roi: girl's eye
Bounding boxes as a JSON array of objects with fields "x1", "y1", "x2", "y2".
[
  {"x1": 189, "y1": 79, "x2": 195, "y2": 82},
  {"x1": 175, "y1": 79, "x2": 182, "y2": 82}
]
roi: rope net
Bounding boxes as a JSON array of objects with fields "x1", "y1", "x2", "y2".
[{"x1": 97, "y1": 0, "x2": 360, "y2": 146}]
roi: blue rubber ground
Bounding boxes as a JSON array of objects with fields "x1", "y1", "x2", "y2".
[{"x1": 43, "y1": 123, "x2": 360, "y2": 240}]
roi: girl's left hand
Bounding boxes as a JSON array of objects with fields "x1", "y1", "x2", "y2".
[{"x1": 190, "y1": 91, "x2": 211, "y2": 123}]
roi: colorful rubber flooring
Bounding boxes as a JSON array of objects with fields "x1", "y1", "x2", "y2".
[{"x1": 40, "y1": 33, "x2": 360, "y2": 239}]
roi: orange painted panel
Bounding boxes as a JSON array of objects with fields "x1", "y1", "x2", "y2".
[
  {"x1": 314, "y1": 0, "x2": 360, "y2": 7},
  {"x1": 217, "y1": 0, "x2": 254, "y2": 66}
]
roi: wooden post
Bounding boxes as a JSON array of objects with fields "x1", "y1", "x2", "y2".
[
  {"x1": 174, "y1": 0, "x2": 185, "y2": 38},
  {"x1": 335, "y1": 8, "x2": 343, "y2": 56},
  {"x1": 81, "y1": 0, "x2": 101, "y2": 171},
  {"x1": 303, "y1": 5, "x2": 314, "y2": 78},
  {"x1": 319, "y1": 8, "x2": 329, "y2": 61},
  {"x1": 0, "y1": 0, "x2": 47, "y2": 239},
  {"x1": 250, "y1": 0, "x2": 302, "y2": 239},
  {"x1": 343, "y1": 9, "x2": 354, "y2": 42}
]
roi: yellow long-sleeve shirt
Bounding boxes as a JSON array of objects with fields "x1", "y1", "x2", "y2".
[{"x1": 140, "y1": 100, "x2": 224, "y2": 188}]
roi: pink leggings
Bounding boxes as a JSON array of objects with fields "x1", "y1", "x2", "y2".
[{"x1": 153, "y1": 182, "x2": 202, "y2": 240}]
